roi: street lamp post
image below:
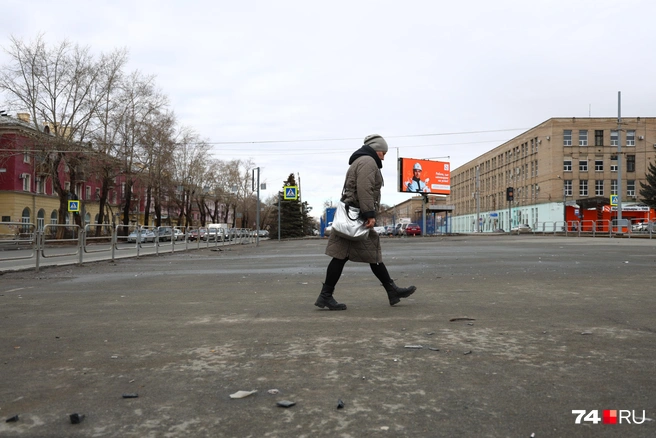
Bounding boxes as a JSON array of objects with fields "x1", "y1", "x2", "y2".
[{"x1": 252, "y1": 167, "x2": 260, "y2": 247}]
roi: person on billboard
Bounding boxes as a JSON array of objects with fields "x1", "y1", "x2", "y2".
[
  {"x1": 405, "y1": 162, "x2": 431, "y2": 193},
  {"x1": 315, "y1": 134, "x2": 417, "y2": 310}
]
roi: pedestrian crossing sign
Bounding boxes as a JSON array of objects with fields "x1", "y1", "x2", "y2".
[
  {"x1": 283, "y1": 186, "x2": 298, "y2": 200},
  {"x1": 68, "y1": 200, "x2": 80, "y2": 212},
  {"x1": 610, "y1": 195, "x2": 618, "y2": 206}
]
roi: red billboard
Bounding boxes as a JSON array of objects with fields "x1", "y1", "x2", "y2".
[{"x1": 398, "y1": 158, "x2": 451, "y2": 195}]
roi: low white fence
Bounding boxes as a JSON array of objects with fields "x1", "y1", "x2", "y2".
[
  {"x1": 0, "y1": 222, "x2": 255, "y2": 272},
  {"x1": 532, "y1": 220, "x2": 656, "y2": 238}
]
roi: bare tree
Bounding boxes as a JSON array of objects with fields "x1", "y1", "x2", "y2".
[
  {"x1": 113, "y1": 71, "x2": 169, "y2": 228},
  {"x1": 170, "y1": 127, "x2": 209, "y2": 227},
  {"x1": 0, "y1": 34, "x2": 126, "y2": 236},
  {"x1": 140, "y1": 110, "x2": 175, "y2": 227}
]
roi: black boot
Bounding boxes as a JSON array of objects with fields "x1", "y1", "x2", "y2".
[
  {"x1": 314, "y1": 284, "x2": 347, "y2": 310},
  {"x1": 383, "y1": 281, "x2": 417, "y2": 306}
]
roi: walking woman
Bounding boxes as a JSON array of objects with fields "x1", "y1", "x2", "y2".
[{"x1": 315, "y1": 134, "x2": 417, "y2": 310}]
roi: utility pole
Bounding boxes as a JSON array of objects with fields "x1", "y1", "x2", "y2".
[
  {"x1": 617, "y1": 91, "x2": 623, "y2": 230},
  {"x1": 253, "y1": 167, "x2": 260, "y2": 247},
  {"x1": 475, "y1": 166, "x2": 480, "y2": 232}
]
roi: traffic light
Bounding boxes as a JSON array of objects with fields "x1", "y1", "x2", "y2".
[{"x1": 506, "y1": 187, "x2": 514, "y2": 202}]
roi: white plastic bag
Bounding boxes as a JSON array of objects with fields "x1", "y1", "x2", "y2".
[{"x1": 331, "y1": 201, "x2": 369, "y2": 241}]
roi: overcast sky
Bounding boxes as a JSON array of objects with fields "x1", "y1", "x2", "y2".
[{"x1": 2, "y1": 0, "x2": 656, "y2": 219}]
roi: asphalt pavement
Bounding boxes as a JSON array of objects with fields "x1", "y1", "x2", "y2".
[{"x1": 0, "y1": 235, "x2": 655, "y2": 437}]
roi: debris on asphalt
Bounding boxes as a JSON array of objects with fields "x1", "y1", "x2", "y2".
[
  {"x1": 230, "y1": 390, "x2": 257, "y2": 399},
  {"x1": 426, "y1": 332, "x2": 435, "y2": 335},
  {"x1": 276, "y1": 400, "x2": 296, "y2": 408},
  {"x1": 337, "y1": 399, "x2": 344, "y2": 409},
  {"x1": 428, "y1": 347, "x2": 440, "y2": 351},
  {"x1": 69, "y1": 413, "x2": 85, "y2": 424},
  {"x1": 464, "y1": 350, "x2": 472, "y2": 355},
  {"x1": 581, "y1": 332, "x2": 593, "y2": 335},
  {"x1": 267, "y1": 389, "x2": 279, "y2": 395},
  {"x1": 122, "y1": 393, "x2": 139, "y2": 398},
  {"x1": 6, "y1": 415, "x2": 19, "y2": 423},
  {"x1": 450, "y1": 317, "x2": 476, "y2": 322},
  {"x1": 404, "y1": 345, "x2": 423, "y2": 349}
]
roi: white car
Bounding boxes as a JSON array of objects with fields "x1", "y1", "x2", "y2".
[
  {"x1": 173, "y1": 228, "x2": 185, "y2": 241},
  {"x1": 511, "y1": 224, "x2": 532, "y2": 234},
  {"x1": 127, "y1": 228, "x2": 155, "y2": 243}
]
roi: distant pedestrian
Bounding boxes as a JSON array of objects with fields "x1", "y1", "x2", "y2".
[{"x1": 315, "y1": 134, "x2": 417, "y2": 310}]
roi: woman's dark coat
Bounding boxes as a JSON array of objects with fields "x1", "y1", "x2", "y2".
[{"x1": 325, "y1": 146, "x2": 383, "y2": 263}]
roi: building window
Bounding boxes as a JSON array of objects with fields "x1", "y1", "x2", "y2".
[
  {"x1": 611, "y1": 179, "x2": 618, "y2": 195},
  {"x1": 626, "y1": 154, "x2": 635, "y2": 172},
  {"x1": 23, "y1": 148, "x2": 31, "y2": 163},
  {"x1": 50, "y1": 210, "x2": 58, "y2": 225},
  {"x1": 563, "y1": 130, "x2": 572, "y2": 146},
  {"x1": 595, "y1": 180, "x2": 604, "y2": 196},
  {"x1": 626, "y1": 130, "x2": 635, "y2": 146},
  {"x1": 21, "y1": 208, "x2": 30, "y2": 231},
  {"x1": 627, "y1": 180, "x2": 635, "y2": 197},
  {"x1": 579, "y1": 180, "x2": 588, "y2": 197},
  {"x1": 595, "y1": 130, "x2": 604, "y2": 146},
  {"x1": 37, "y1": 209, "x2": 45, "y2": 231},
  {"x1": 579, "y1": 160, "x2": 588, "y2": 172},
  {"x1": 579, "y1": 130, "x2": 588, "y2": 146},
  {"x1": 85, "y1": 186, "x2": 91, "y2": 200},
  {"x1": 611, "y1": 130, "x2": 618, "y2": 146},
  {"x1": 22, "y1": 174, "x2": 31, "y2": 192},
  {"x1": 64, "y1": 181, "x2": 71, "y2": 192},
  {"x1": 610, "y1": 155, "x2": 618, "y2": 172},
  {"x1": 36, "y1": 177, "x2": 45, "y2": 194},
  {"x1": 564, "y1": 159, "x2": 572, "y2": 171},
  {"x1": 564, "y1": 180, "x2": 573, "y2": 197},
  {"x1": 595, "y1": 158, "x2": 603, "y2": 171}
]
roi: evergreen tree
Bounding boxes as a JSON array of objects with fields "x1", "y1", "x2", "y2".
[
  {"x1": 279, "y1": 174, "x2": 305, "y2": 238},
  {"x1": 639, "y1": 161, "x2": 656, "y2": 209},
  {"x1": 301, "y1": 201, "x2": 314, "y2": 235}
]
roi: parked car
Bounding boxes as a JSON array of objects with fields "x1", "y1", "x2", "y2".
[
  {"x1": 511, "y1": 224, "x2": 532, "y2": 234},
  {"x1": 393, "y1": 223, "x2": 403, "y2": 236},
  {"x1": 188, "y1": 228, "x2": 207, "y2": 241},
  {"x1": 155, "y1": 226, "x2": 173, "y2": 241},
  {"x1": 404, "y1": 223, "x2": 422, "y2": 236},
  {"x1": 204, "y1": 228, "x2": 222, "y2": 241},
  {"x1": 127, "y1": 228, "x2": 155, "y2": 243},
  {"x1": 173, "y1": 228, "x2": 185, "y2": 241},
  {"x1": 374, "y1": 226, "x2": 386, "y2": 235},
  {"x1": 632, "y1": 221, "x2": 652, "y2": 232}
]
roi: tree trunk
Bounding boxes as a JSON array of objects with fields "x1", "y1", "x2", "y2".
[{"x1": 145, "y1": 186, "x2": 152, "y2": 227}]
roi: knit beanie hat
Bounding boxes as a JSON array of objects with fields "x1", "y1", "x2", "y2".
[{"x1": 364, "y1": 134, "x2": 388, "y2": 153}]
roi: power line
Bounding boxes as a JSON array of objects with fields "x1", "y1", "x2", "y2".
[
  {"x1": 213, "y1": 139, "x2": 513, "y2": 156},
  {"x1": 202, "y1": 128, "x2": 528, "y2": 145}
]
